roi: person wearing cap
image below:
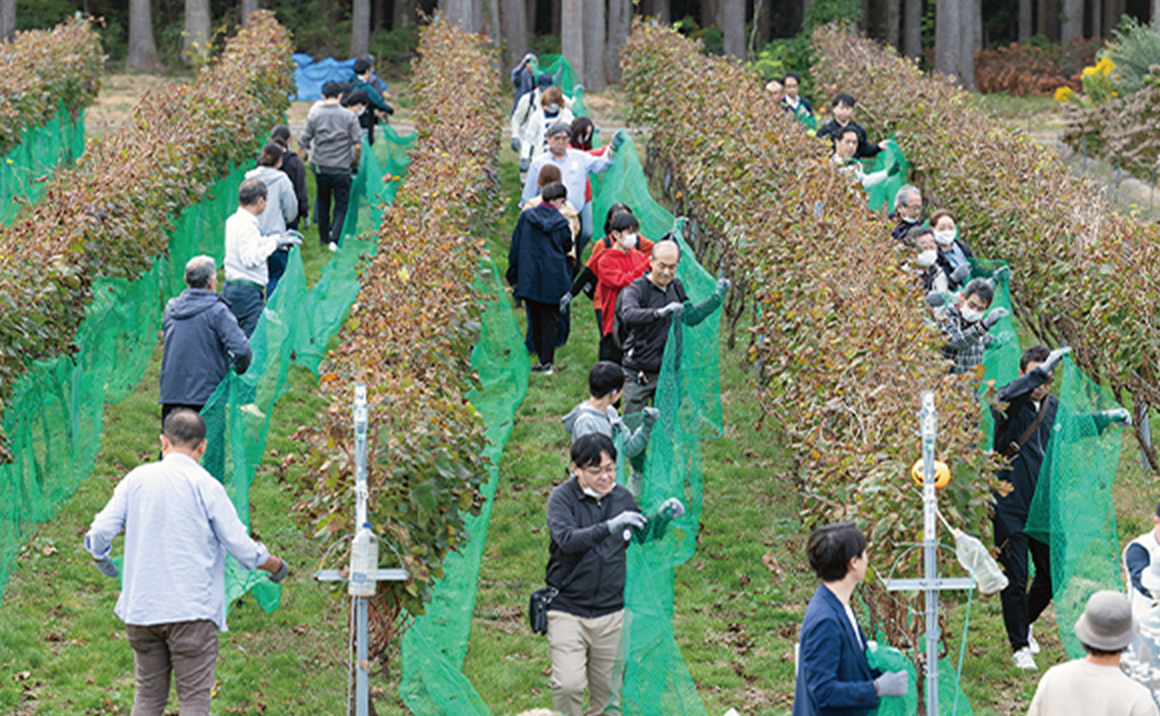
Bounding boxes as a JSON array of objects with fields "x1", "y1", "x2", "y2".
[
  {"x1": 522, "y1": 122, "x2": 620, "y2": 259},
  {"x1": 269, "y1": 125, "x2": 309, "y2": 231},
  {"x1": 1125, "y1": 502, "x2": 1160, "y2": 620},
  {"x1": 347, "y1": 57, "x2": 393, "y2": 146},
  {"x1": 511, "y1": 52, "x2": 537, "y2": 114},
  {"x1": 1027, "y1": 591, "x2": 1158, "y2": 715}
]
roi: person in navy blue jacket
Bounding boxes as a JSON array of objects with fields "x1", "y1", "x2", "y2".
[{"x1": 793, "y1": 522, "x2": 907, "y2": 715}]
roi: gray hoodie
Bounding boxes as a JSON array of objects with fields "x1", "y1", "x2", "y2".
[
  {"x1": 244, "y1": 165, "x2": 298, "y2": 239},
  {"x1": 159, "y1": 289, "x2": 251, "y2": 406},
  {"x1": 561, "y1": 401, "x2": 651, "y2": 458}
]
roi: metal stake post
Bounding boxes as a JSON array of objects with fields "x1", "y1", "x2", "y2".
[
  {"x1": 884, "y1": 392, "x2": 974, "y2": 714},
  {"x1": 317, "y1": 383, "x2": 408, "y2": 716}
]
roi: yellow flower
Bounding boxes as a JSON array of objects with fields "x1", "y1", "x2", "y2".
[
  {"x1": 1083, "y1": 65, "x2": 1097, "y2": 77},
  {"x1": 1054, "y1": 86, "x2": 1076, "y2": 102}
]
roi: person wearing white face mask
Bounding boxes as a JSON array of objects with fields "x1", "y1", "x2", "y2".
[
  {"x1": 929, "y1": 209, "x2": 974, "y2": 285},
  {"x1": 889, "y1": 185, "x2": 923, "y2": 242},
  {"x1": 940, "y1": 278, "x2": 1009, "y2": 374},
  {"x1": 910, "y1": 226, "x2": 949, "y2": 301},
  {"x1": 591, "y1": 212, "x2": 651, "y2": 363}
]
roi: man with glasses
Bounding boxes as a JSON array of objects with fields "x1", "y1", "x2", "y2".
[
  {"x1": 617, "y1": 240, "x2": 730, "y2": 414},
  {"x1": 544, "y1": 433, "x2": 684, "y2": 716},
  {"x1": 889, "y1": 185, "x2": 923, "y2": 242}
]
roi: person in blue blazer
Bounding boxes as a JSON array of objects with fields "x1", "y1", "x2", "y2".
[{"x1": 793, "y1": 522, "x2": 908, "y2": 715}]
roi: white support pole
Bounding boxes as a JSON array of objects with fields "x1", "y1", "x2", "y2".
[{"x1": 920, "y1": 390, "x2": 939, "y2": 715}]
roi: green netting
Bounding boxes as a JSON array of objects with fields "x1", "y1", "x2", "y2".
[
  {"x1": 1024, "y1": 355, "x2": 1125, "y2": 659},
  {"x1": 397, "y1": 255, "x2": 530, "y2": 715},
  {"x1": 0, "y1": 104, "x2": 87, "y2": 225},
  {"x1": 863, "y1": 138, "x2": 909, "y2": 213},
  {"x1": 973, "y1": 258, "x2": 1021, "y2": 452},
  {"x1": 533, "y1": 54, "x2": 586, "y2": 118},
  {"x1": 867, "y1": 641, "x2": 918, "y2": 716}
]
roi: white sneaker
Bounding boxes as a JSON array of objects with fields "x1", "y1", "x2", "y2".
[
  {"x1": 1028, "y1": 624, "x2": 1040, "y2": 655},
  {"x1": 328, "y1": 242, "x2": 338, "y2": 253},
  {"x1": 1013, "y1": 646, "x2": 1037, "y2": 671}
]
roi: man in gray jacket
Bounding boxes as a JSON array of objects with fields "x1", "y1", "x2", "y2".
[
  {"x1": 245, "y1": 144, "x2": 299, "y2": 298},
  {"x1": 299, "y1": 80, "x2": 362, "y2": 252},
  {"x1": 159, "y1": 255, "x2": 251, "y2": 475}
]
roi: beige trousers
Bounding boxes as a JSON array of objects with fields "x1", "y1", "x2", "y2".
[{"x1": 547, "y1": 608, "x2": 624, "y2": 716}]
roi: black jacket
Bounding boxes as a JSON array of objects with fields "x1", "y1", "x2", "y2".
[
  {"x1": 935, "y1": 238, "x2": 975, "y2": 284},
  {"x1": 546, "y1": 477, "x2": 669, "y2": 617},
  {"x1": 279, "y1": 148, "x2": 309, "y2": 226},
  {"x1": 991, "y1": 370, "x2": 1057, "y2": 536},
  {"x1": 620, "y1": 275, "x2": 721, "y2": 374},
  {"x1": 888, "y1": 212, "x2": 917, "y2": 242},
  {"x1": 507, "y1": 204, "x2": 572, "y2": 305},
  {"x1": 159, "y1": 289, "x2": 251, "y2": 406},
  {"x1": 816, "y1": 119, "x2": 881, "y2": 159}
]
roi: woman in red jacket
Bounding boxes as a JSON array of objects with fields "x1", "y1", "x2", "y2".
[{"x1": 593, "y1": 212, "x2": 651, "y2": 363}]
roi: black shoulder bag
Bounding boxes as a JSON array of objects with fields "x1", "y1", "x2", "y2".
[{"x1": 529, "y1": 561, "x2": 578, "y2": 635}]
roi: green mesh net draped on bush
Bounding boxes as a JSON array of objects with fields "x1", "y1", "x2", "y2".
[
  {"x1": 863, "y1": 138, "x2": 909, "y2": 213},
  {"x1": 533, "y1": 54, "x2": 586, "y2": 121},
  {"x1": 0, "y1": 105, "x2": 87, "y2": 225}
]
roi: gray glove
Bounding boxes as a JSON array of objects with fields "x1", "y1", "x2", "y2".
[
  {"x1": 559, "y1": 291, "x2": 572, "y2": 310},
  {"x1": 276, "y1": 230, "x2": 303, "y2": 248},
  {"x1": 924, "y1": 291, "x2": 946, "y2": 308},
  {"x1": 511, "y1": 137, "x2": 521, "y2": 153},
  {"x1": 519, "y1": 157, "x2": 530, "y2": 173},
  {"x1": 992, "y1": 266, "x2": 1011, "y2": 283},
  {"x1": 656, "y1": 302, "x2": 684, "y2": 318},
  {"x1": 875, "y1": 671, "x2": 908, "y2": 697},
  {"x1": 573, "y1": 83, "x2": 584, "y2": 94},
  {"x1": 269, "y1": 558, "x2": 288, "y2": 583},
  {"x1": 94, "y1": 557, "x2": 118, "y2": 579},
  {"x1": 982, "y1": 306, "x2": 1009, "y2": 330},
  {"x1": 1036, "y1": 346, "x2": 1072, "y2": 376},
  {"x1": 714, "y1": 277, "x2": 731, "y2": 298},
  {"x1": 607, "y1": 510, "x2": 646, "y2": 534},
  {"x1": 642, "y1": 406, "x2": 660, "y2": 427},
  {"x1": 611, "y1": 130, "x2": 626, "y2": 151},
  {"x1": 1101, "y1": 408, "x2": 1132, "y2": 425},
  {"x1": 659, "y1": 497, "x2": 685, "y2": 519},
  {"x1": 989, "y1": 330, "x2": 1014, "y2": 348},
  {"x1": 950, "y1": 263, "x2": 971, "y2": 286}
]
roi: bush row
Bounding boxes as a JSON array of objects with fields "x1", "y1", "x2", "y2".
[
  {"x1": 620, "y1": 20, "x2": 990, "y2": 645},
  {"x1": 810, "y1": 25, "x2": 1160, "y2": 468},
  {"x1": 0, "y1": 19, "x2": 103, "y2": 156},
  {"x1": 1061, "y1": 65, "x2": 1160, "y2": 182},
  {"x1": 0, "y1": 11, "x2": 294, "y2": 448},
  {"x1": 291, "y1": 18, "x2": 501, "y2": 636}
]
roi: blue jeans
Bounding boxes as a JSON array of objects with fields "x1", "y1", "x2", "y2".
[
  {"x1": 314, "y1": 168, "x2": 352, "y2": 245},
  {"x1": 266, "y1": 248, "x2": 289, "y2": 300},
  {"x1": 223, "y1": 282, "x2": 264, "y2": 338}
]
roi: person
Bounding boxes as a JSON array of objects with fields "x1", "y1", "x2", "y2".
[
  {"x1": 544, "y1": 433, "x2": 684, "y2": 716},
  {"x1": 888, "y1": 185, "x2": 923, "y2": 242},
  {"x1": 911, "y1": 227, "x2": 950, "y2": 296},
  {"x1": 270, "y1": 125, "x2": 309, "y2": 231},
  {"x1": 781, "y1": 72, "x2": 814, "y2": 118},
  {"x1": 991, "y1": 344, "x2": 1068, "y2": 670},
  {"x1": 832, "y1": 126, "x2": 896, "y2": 190},
  {"x1": 223, "y1": 179, "x2": 300, "y2": 337},
  {"x1": 618, "y1": 240, "x2": 730, "y2": 414},
  {"x1": 83, "y1": 409, "x2": 288, "y2": 716},
  {"x1": 508, "y1": 181, "x2": 573, "y2": 374},
  {"x1": 521, "y1": 164, "x2": 580, "y2": 353},
  {"x1": 1026, "y1": 591, "x2": 1157, "y2": 715},
  {"x1": 517, "y1": 86, "x2": 576, "y2": 173},
  {"x1": 511, "y1": 73, "x2": 559, "y2": 177},
  {"x1": 159, "y1": 255, "x2": 251, "y2": 428},
  {"x1": 940, "y1": 278, "x2": 1007, "y2": 375},
  {"x1": 299, "y1": 80, "x2": 362, "y2": 253},
  {"x1": 341, "y1": 90, "x2": 372, "y2": 142},
  {"x1": 929, "y1": 209, "x2": 974, "y2": 281},
  {"x1": 569, "y1": 116, "x2": 608, "y2": 251},
  {"x1": 347, "y1": 57, "x2": 394, "y2": 145},
  {"x1": 815, "y1": 94, "x2": 886, "y2": 159},
  {"x1": 765, "y1": 79, "x2": 785, "y2": 105},
  {"x1": 793, "y1": 522, "x2": 908, "y2": 715},
  {"x1": 1126, "y1": 503, "x2": 1160, "y2": 620},
  {"x1": 523, "y1": 122, "x2": 620, "y2": 263},
  {"x1": 510, "y1": 52, "x2": 537, "y2": 114},
  {"x1": 591, "y1": 212, "x2": 652, "y2": 363},
  {"x1": 244, "y1": 144, "x2": 299, "y2": 299}
]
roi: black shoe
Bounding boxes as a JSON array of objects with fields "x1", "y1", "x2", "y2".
[{"x1": 531, "y1": 362, "x2": 554, "y2": 375}]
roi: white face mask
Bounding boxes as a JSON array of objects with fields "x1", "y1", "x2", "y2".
[
  {"x1": 916, "y1": 249, "x2": 938, "y2": 268},
  {"x1": 961, "y1": 306, "x2": 983, "y2": 323},
  {"x1": 934, "y1": 229, "x2": 956, "y2": 246},
  {"x1": 581, "y1": 485, "x2": 607, "y2": 499},
  {"x1": 902, "y1": 214, "x2": 918, "y2": 224},
  {"x1": 544, "y1": 103, "x2": 560, "y2": 114},
  {"x1": 621, "y1": 232, "x2": 638, "y2": 249}
]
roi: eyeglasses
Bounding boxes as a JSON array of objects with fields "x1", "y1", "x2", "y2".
[{"x1": 581, "y1": 463, "x2": 617, "y2": 477}]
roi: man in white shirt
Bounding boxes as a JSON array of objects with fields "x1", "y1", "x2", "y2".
[
  {"x1": 1027, "y1": 591, "x2": 1158, "y2": 716},
  {"x1": 223, "y1": 179, "x2": 299, "y2": 337},
  {"x1": 84, "y1": 409, "x2": 288, "y2": 715}
]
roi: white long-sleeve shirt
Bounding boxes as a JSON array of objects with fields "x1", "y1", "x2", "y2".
[
  {"x1": 84, "y1": 453, "x2": 271, "y2": 632},
  {"x1": 522, "y1": 147, "x2": 614, "y2": 214},
  {"x1": 224, "y1": 207, "x2": 277, "y2": 286}
]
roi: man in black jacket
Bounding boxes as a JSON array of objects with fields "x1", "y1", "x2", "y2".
[
  {"x1": 618, "y1": 240, "x2": 729, "y2": 414},
  {"x1": 545, "y1": 433, "x2": 684, "y2": 716},
  {"x1": 815, "y1": 93, "x2": 887, "y2": 160}
]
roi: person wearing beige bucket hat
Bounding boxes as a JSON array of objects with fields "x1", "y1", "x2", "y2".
[{"x1": 1027, "y1": 591, "x2": 1158, "y2": 715}]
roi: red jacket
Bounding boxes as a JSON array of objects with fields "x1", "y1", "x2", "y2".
[
  {"x1": 587, "y1": 234, "x2": 655, "y2": 310},
  {"x1": 594, "y1": 247, "x2": 651, "y2": 336}
]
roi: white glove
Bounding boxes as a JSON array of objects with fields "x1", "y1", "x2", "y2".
[
  {"x1": 656, "y1": 302, "x2": 683, "y2": 318},
  {"x1": 607, "y1": 511, "x2": 646, "y2": 533},
  {"x1": 642, "y1": 406, "x2": 660, "y2": 426},
  {"x1": 714, "y1": 277, "x2": 731, "y2": 297},
  {"x1": 1038, "y1": 346, "x2": 1072, "y2": 375},
  {"x1": 875, "y1": 671, "x2": 908, "y2": 697},
  {"x1": 276, "y1": 230, "x2": 303, "y2": 248},
  {"x1": 659, "y1": 497, "x2": 685, "y2": 519}
]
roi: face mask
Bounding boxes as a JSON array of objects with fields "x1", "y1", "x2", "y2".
[
  {"x1": 934, "y1": 229, "x2": 956, "y2": 246},
  {"x1": 902, "y1": 214, "x2": 918, "y2": 224},
  {"x1": 621, "y1": 232, "x2": 638, "y2": 249},
  {"x1": 916, "y1": 249, "x2": 938, "y2": 268},
  {"x1": 961, "y1": 306, "x2": 983, "y2": 323},
  {"x1": 581, "y1": 485, "x2": 606, "y2": 499},
  {"x1": 544, "y1": 103, "x2": 560, "y2": 114}
]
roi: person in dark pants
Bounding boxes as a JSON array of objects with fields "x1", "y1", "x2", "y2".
[
  {"x1": 299, "y1": 81, "x2": 362, "y2": 252},
  {"x1": 992, "y1": 344, "x2": 1069, "y2": 671},
  {"x1": 347, "y1": 57, "x2": 394, "y2": 145},
  {"x1": 223, "y1": 180, "x2": 300, "y2": 337},
  {"x1": 508, "y1": 181, "x2": 573, "y2": 375},
  {"x1": 618, "y1": 241, "x2": 729, "y2": 414},
  {"x1": 270, "y1": 125, "x2": 309, "y2": 231}
]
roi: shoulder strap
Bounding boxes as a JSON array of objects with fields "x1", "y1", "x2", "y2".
[{"x1": 1002, "y1": 397, "x2": 1051, "y2": 458}]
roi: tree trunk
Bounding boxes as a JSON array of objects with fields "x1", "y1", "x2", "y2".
[
  {"x1": 583, "y1": 0, "x2": 606, "y2": 90},
  {"x1": 373, "y1": 0, "x2": 385, "y2": 29},
  {"x1": 352, "y1": 0, "x2": 371, "y2": 55},
  {"x1": 934, "y1": 0, "x2": 961, "y2": 79},
  {"x1": 127, "y1": 0, "x2": 163, "y2": 73},
  {"x1": 552, "y1": 0, "x2": 561, "y2": 38},
  {"x1": 472, "y1": 0, "x2": 485, "y2": 33},
  {"x1": 721, "y1": 0, "x2": 745, "y2": 59},
  {"x1": 501, "y1": 0, "x2": 527, "y2": 67},
  {"x1": 1103, "y1": 0, "x2": 1121, "y2": 38},
  {"x1": 884, "y1": 0, "x2": 901, "y2": 48},
  {"x1": 1061, "y1": 0, "x2": 1083, "y2": 42},
  {"x1": 1018, "y1": 0, "x2": 1032, "y2": 41},
  {"x1": 959, "y1": 0, "x2": 977, "y2": 89},
  {"x1": 561, "y1": 0, "x2": 584, "y2": 83},
  {"x1": 605, "y1": 0, "x2": 630, "y2": 83},
  {"x1": 902, "y1": 0, "x2": 921, "y2": 57},
  {"x1": 444, "y1": 0, "x2": 474, "y2": 31},
  {"x1": 395, "y1": 0, "x2": 417, "y2": 26},
  {"x1": 703, "y1": 0, "x2": 718, "y2": 29},
  {"x1": 241, "y1": 0, "x2": 259, "y2": 26},
  {"x1": 0, "y1": 0, "x2": 14, "y2": 41},
  {"x1": 1154, "y1": 0, "x2": 1159, "y2": 36},
  {"x1": 487, "y1": 0, "x2": 501, "y2": 43},
  {"x1": 183, "y1": 0, "x2": 210, "y2": 65},
  {"x1": 1091, "y1": 0, "x2": 1101, "y2": 39},
  {"x1": 1038, "y1": 0, "x2": 1059, "y2": 40}
]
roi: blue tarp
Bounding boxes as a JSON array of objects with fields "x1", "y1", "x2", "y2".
[
  {"x1": 292, "y1": 52, "x2": 314, "y2": 68},
  {"x1": 292, "y1": 56, "x2": 357, "y2": 100}
]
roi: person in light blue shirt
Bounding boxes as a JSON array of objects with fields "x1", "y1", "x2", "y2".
[{"x1": 84, "y1": 409, "x2": 287, "y2": 715}]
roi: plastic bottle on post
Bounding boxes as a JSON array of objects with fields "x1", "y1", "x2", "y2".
[{"x1": 350, "y1": 522, "x2": 378, "y2": 597}]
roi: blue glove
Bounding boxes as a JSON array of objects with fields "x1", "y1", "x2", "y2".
[
  {"x1": 511, "y1": 137, "x2": 521, "y2": 153},
  {"x1": 94, "y1": 557, "x2": 118, "y2": 579}
]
